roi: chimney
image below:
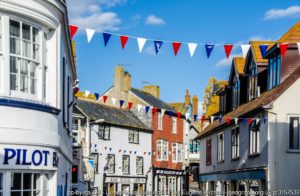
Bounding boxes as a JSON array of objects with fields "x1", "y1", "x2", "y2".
[
  {"x1": 192, "y1": 95, "x2": 199, "y2": 115},
  {"x1": 185, "y1": 89, "x2": 191, "y2": 106},
  {"x1": 114, "y1": 65, "x2": 125, "y2": 92},
  {"x1": 124, "y1": 72, "x2": 131, "y2": 92},
  {"x1": 143, "y1": 85, "x2": 160, "y2": 98},
  {"x1": 72, "y1": 41, "x2": 76, "y2": 66}
]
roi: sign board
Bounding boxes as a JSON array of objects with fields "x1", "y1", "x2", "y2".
[
  {"x1": 155, "y1": 169, "x2": 184, "y2": 176},
  {"x1": 105, "y1": 176, "x2": 146, "y2": 184}
]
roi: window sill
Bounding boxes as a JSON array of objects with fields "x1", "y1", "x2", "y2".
[
  {"x1": 231, "y1": 157, "x2": 239, "y2": 161},
  {"x1": 129, "y1": 142, "x2": 140, "y2": 144},
  {"x1": 249, "y1": 153, "x2": 260, "y2": 158},
  {"x1": 287, "y1": 149, "x2": 300, "y2": 153},
  {"x1": 217, "y1": 160, "x2": 224, "y2": 164}
]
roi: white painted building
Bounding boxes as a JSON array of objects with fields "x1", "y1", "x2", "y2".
[
  {"x1": 0, "y1": 0, "x2": 76, "y2": 195},
  {"x1": 74, "y1": 98, "x2": 153, "y2": 195}
]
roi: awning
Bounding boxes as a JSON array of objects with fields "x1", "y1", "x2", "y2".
[{"x1": 199, "y1": 169, "x2": 266, "y2": 182}]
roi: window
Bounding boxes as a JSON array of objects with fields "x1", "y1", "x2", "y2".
[
  {"x1": 91, "y1": 153, "x2": 99, "y2": 173},
  {"x1": 129, "y1": 130, "x2": 139, "y2": 144},
  {"x1": 107, "y1": 154, "x2": 115, "y2": 174},
  {"x1": 231, "y1": 127, "x2": 240, "y2": 159},
  {"x1": 0, "y1": 17, "x2": 2, "y2": 54},
  {"x1": 189, "y1": 140, "x2": 200, "y2": 154},
  {"x1": 122, "y1": 155, "x2": 130, "y2": 174},
  {"x1": 10, "y1": 20, "x2": 39, "y2": 95},
  {"x1": 289, "y1": 116, "x2": 300, "y2": 150},
  {"x1": 0, "y1": 173, "x2": 3, "y2": 196},
  {"x1": 184, "y1": 120, "x2": 189, "y2": 135},
  {"x1": 98, "y1": 125, "x2": 110, "y2": 140},
  {"x1": 136, "y1": 157, "x2": 144, "y2": 175},
  {"x1": 157, "y1": 140, "x2": 168, "y2": 161},
  {"x1": 158, "y1": 111, "x2": 163, "y2": 130},
  {"x1": 10, "y1": 173, "x2": 49, "y2": 196},
  {"x1": 249, "y1": 62, "x2": 257, "y2": 100},
  {"x1": 232, "y1": 80, "x2": 240, "y2": 110},
  {"x1": 72, "y1": 118, "x2": 80, "y2": 145},
  {"x1": 268, "y1": 55, "x2": 281, "y2": 89},
  {"x1": 249, "y1": 121, "x2": 260, "y2": 155},
  {"x1": 217, "y1": 133, "x2": 224, "y2": 162},
  {"x1": 172, "y1": 117, "x2": 177, "y2": 134},
  {"x1": 206, "y1": 138, "x2": 212, "y2": 165}
]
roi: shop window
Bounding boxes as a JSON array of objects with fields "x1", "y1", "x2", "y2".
[
  {"x1": 98, "y1": 125, "x2": 110, "y2": 140},
  {"x1": 121, "y1": 185, "x2": 130, "y2": 195},
  {"x1": 122, "y1": 155, "x2": 130, "y2": 174},
  {"x1": 136, "y1": 156, "x2": 144, "y2": 175},
  {"x1": 129, "y1": 130, "x2": 139, "y2": 144},
  {"x1": 134, "y1": 184, "x2": 144, "y2": 195}
]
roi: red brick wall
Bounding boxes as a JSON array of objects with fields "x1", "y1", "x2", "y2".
[
  {"x1": 152, "y1": 111, "x2": 183, "y2": 170},
  {"x1": 281, "y1": 47, "x2": 300, "y2": 82}
]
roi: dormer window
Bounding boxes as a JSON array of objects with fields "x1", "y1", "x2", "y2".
[
  {"x1": 232, "y1": 80, "x2": 240, "y2": 110},
  {"x1": 248, "y1": 62, "x2": 258, "y2": 101},
  {"x1": 268, "y1": 55, "x2": 281, "y2": 89}
]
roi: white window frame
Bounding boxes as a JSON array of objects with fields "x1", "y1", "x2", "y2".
[
  {"x1": 249, "y1": 122, "x2": 260, "y2": 155},
  {"x1": 158, "y1": 111, "x2": 163, "y2": 130},
  {"x1": 107, "y1": 154, "x2": 115, "y2": 174},
  {"x1": 172, "y1": 117, "x2": 177, "y2": 134},
  {"x1": 231, "y1": 126, "x2": 240, "y2": 159},
  {"x1": 157, "y1": 140, "x2": 168, "y2": 161},
  {"x1": 136, "y1": 156, "x2": 144, "y2": 175},
  {"x1": 172, "y1": 143, "x2": 183, "y2": 162},
  {"x1": 122, "y1": 155, "x2": 130, "y2": 174},
  {"x1": 217, "y1": 132, "x2": 224, "y2": 162},
  {"x1": 129, "y1": 130, "x2": 139, "y2": 144},
  {"x1": 288, "y1": 115, "x2": 300, "y2": 151}
]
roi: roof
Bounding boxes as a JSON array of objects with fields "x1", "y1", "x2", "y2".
[
  {"x1": 250, "y1": 41, "x2": 275, "y2": 64},
  {"x1": 75, "y1": 91, "x2": 96, "y2": 100},
  {"x1": 131, "y1": 88, "x2": 176, "y2": 112},
  {"x1": 169, "y1": 102, "x2": 189, "y2": 114},
  {"x1": 196, "y1": 63, "x2": 300, "y2": 140},
  {"x1": 75, "y1": 98, "x2": 151, "y2": 131},
  {"x1": 277, "y1": 21, "x2": 300, "y2": 43},
  {"x1": 233, "y1": 57, "x2": 245, "y2": 75}
]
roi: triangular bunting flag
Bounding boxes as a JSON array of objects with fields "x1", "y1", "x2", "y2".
[
  {"x1": 84, "y1": 90, "x2": 90, "y2": 98},
  {"x1": 86, "y1": 28, "x2": 95, "y2": 43},
  {"x1": 177, "y1": 112, "x2": 181, "y2": 118},
  {"x1": 218, "y1": 116, "x2": 222, "y2": 123},
  {"x1": 248, "y1": 118, "x2": 253, "y2": 125},
  {"x1": 120, "y1": 35, "x2": 129, "y2": 49},
  {"x1": 119, "y1": 149, "x2": 122, "y2": 153},
  {"x1": 137, "y1": 38, "x2": 147, "y2": 53},
  {"x1": 167, "y1": 111, "x2": 173, "y2": 117},
  {"x1": 154, "y1": 40, "x2": 163, "y2": 54},
  {"x1": 241, "y1": 44, "x2": 251, "y2": 59},
  {"x1": 172, "y1": 42, "x2": 182, "y2": 56},
  {"x1": 210, "y1": 116, "x2": 215, "y2": 123},
  {"x1": 227, "y1": 117, "x2": 231, "y2": 125},
  {"x1": 161, "y1": 109, "x2": 166, "y2": 115},
  {"x1": 279, "y1": 43, "x2": 288, "y2": 58},
  {"x1": 264, "y1": 117, "x2": 268, "y2": 124},
  {"x1": 120, "y1": 100, "x2": 125, "y2": 108},
  {"x1": 109, "y1": 148, "x2": 112, "y2": 152},
  {"x1": 201, "y1": 115, "x2": 205, "y2": 124},
  {"x1": 111, "y1": 97, "x2": 116, "y2": 106},
  {"x1": 188, "y1": 43, "x2": 197, "y2": 57},
  {"x1": 194, "y1": 114, "x2": 198, "y2": 122},
  {"x1": 152, "y1": 107, "x2": 157, "y2": 114},
  {"x1": 243, "y1": 118, "x2": 247, "y2": 125},
  {"x1": 128, "y1": 102, "x2": 133, "y2": 110},
  {"x1": 224, "y1": 44, "x2": 233, "y2": 58},
  {"x1": 259, "y1": 45, "x2": 268, "y2": 58},
  {"x1": 103, "y1": 96, "x2": 108, "y2": 104},
  {"x1": 145, "y1": 106, "x2": 150, "y2": 114},
  {"x1": 297, "y1": 43, "x2": 300, "y2": 55},
  {"x1": 94, "y1": 93, "x2": 99, "y2": 101},
  {"x1": 69, "y1": 25, "x2": 78, "y2": 39},
  {"x1": 256, "y1": 118, "x2": 260, "y2": 125},
  {"x1": 103, "y1": 33, "x2": 112, "y2": 47},
  {"x1": 205, "y1": 44, "x2": 214, "y2": 58},
  {"x1": 234, "y1": 118, "x2": 239, "y2": 125},
  {"x1": 137, "y1": 104, "x2": 142, "y2": 112}
]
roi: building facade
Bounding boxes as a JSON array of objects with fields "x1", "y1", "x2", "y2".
[
  {"x1": 74, "y1": 98, "x2": 153, "y2": 195},
  {"x1": 0, "y1": 0, "x2": 76, "y2": 195},
  {"x1": 196, "y1": 21, "x2": 300, "y2": 194}
]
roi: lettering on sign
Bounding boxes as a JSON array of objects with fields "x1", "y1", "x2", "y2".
[{"x1": 105, "y1": 177, "x2": 146, "y2": 184}]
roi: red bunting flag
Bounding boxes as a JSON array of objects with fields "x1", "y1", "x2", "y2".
[
  {"x1": 103, "y1": 96, "x2": 108, "y2": 104},
  {"x1": 224, "y1": 44, "x2": 233, "y2": 58},
  {"x1": 201, "y1": 115, "x2": 205, "y2": 124},
  {"x1": 105, "y1": 147, "x2": 107, "y2": 150},
  {"x1": 129, "y1": 151, "x2": 132, "y2": 154},
  {"x1": 120, "y1": 35, "x2": 129, "y2": 49},
  {"x1": 172, "y1": 42, "x2": 182, "y2": 56},
  {"x1": 152, "y1": 107, "x2": 157, "y2": 114},
  {"x1": 248, "y1": 118, "x2": 253, "y2": 125},
  {"x1": 177, "y1": 112, "x2": 181, "y2": 118},
  {"x1": 144, "y1": 152, "x2": 147, "y2": 155},
  {"x1": 69, "y1": 25, "x2": 79, "y2": 39},
  {"x1": 119, "y1": 149, "x2": 122, "y2": 153},
  {"x1": 279, "y1": 43, "x2": 288, "y2": 58},
  {"x1": 227, "y1": 117, "x2": 231, "y2": 125},
  {"x1": 128, "y1": 102, "x2": 133, "y2": 110},
  {"x1": 73, "y1": 87, "x2": 79, "y2": 95}
]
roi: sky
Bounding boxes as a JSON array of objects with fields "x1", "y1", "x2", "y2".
[{"x1": 67, "y1": 0, "x2": 300, "y2": 111}]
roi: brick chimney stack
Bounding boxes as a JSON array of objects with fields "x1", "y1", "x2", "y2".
[
  {"x1": 185, "y1": 89, "x2": 191, "y2": 106},
  {"x1": 143, "y1": 85, "x2": 160, "y2": 98},
  {"x1": 114, "y1": 66, "x2": 125, "y2": 93},
  {"x1": 192, "y1": 95, "x2": 199, "y2": 115}
]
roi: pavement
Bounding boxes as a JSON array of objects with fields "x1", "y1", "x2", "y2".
[{"x1": 189, "y1": 182, "x2": 202, "y2": 196}]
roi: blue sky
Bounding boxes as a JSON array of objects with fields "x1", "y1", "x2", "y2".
[{"x1": 67, "y1": 0, "x2": 300, "y2": 110}]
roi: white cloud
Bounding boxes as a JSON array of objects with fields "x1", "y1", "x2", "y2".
[
  {"x1": 67, "y1": 0, "x2": 123, "y2": 32},
  {"x1": 264, "y1": 5, "x2": 300, "y2": 20},
  {"x1": 145, "y1": 15, "x2": 165, "y2": 26},
  {"x1": 249, "y1": 35, "x2": 272, "y2": 41},
  {"x1": 216, "y1": 53, "x2": 241, "y2": 67}
]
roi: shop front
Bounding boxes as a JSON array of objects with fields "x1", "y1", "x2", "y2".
[
  {"x1": 153, "y1": 168, "x2": 184, "y2": 195},
  {"x1": 0, "y1": 144, "x2": 69, "y2": 196},
  {"x1": 103, "y1": 175, "x2": 147, "y2": 195}
]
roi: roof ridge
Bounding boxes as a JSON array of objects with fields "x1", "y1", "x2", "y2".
[{"x1": 277, "y1": 20, "x2": 300, "y2": 43}]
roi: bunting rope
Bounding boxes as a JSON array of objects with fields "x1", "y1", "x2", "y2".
[{"x1": 69, "y1": 24, "x2": 295, "y2": 58}]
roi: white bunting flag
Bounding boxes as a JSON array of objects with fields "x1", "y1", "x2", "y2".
[
  {"x1": 241, "y1": 44, "x2": 251, "y2": 59},
  {"x1": 256, "y1": 118, "x2": 260, "y2": 125},
  {"x1": 84, "y1": 90, "x2": 90, "y2": 97},
  {"x1": 297, "y1": 43, "x2": 300, "y2": 55},
  {"x1": 86, "y1": 28, "x2": 95, "y2": 43},
  {"x1": 137, "y1": 38, "x2": 147, "y2": 53},
  {"x1": 234, "y1": 118, "x2": 239, "y2": 125},
  {"x1": 161, "y1": 109, "x2": 166, "y2": 115},
  {"x1": 210, "y1": 116, "x2": 215, "y2": 123},
  {"x1": 111, "y1": 97, "x2": 116, "y2": 106},
  {"x1": 188, "y1": 43, "x2": 197, "y2": 57},
  {"x1": 186, "y1": 113, "x2": 190, "y2": 119},
  {"x1": 137, "y1": 104, "x2": 142, "y2": 112}
]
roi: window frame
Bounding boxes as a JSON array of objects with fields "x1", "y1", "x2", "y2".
[
  {"x1": 249, "y1": 121, "x2": 260, "y2": 156},
  {"x1": 128, "y1": 130, "x2": 139, "y2": 144},
  {"x1": 288, "y1": 115, "x2": 300, "y2": 151},
  {"x1": 158, "y1": 111, "x2": 163, "y2": 130},
  {"x1": 98, "y1": 125, "x2": 110, "y2": 140},
  {"x1": 206, "y1": 138, "x2": 212, "y2": 165},
  {"x1": 122, "y1": 155, "x2": 130, "y2": 175},
  {"x1": 157, "y1": 140, "x2": 168, "y2": 161},
  {"x1": 136, "y1": 156, "x2": 144, "y2": 175},
  {"x1": 107, "y1": 154, "x2": 115, "y2": 174},
  {"x1": 172, "y1": 117, "x2": 177, "y2": 134},
  {"x1": 231, "y1": 126, "x2": 240, "y2": 159},
  {"x1": 91, "y1": 153, "x2": 99, "y2": 173},
  {"x1": 217, "y1": 132, "x2": 225, "y2": 162}
]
